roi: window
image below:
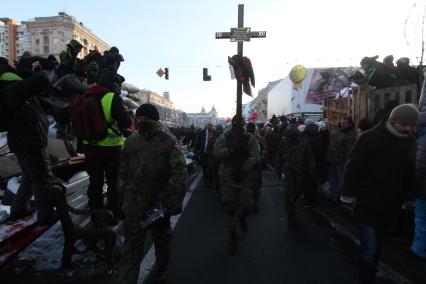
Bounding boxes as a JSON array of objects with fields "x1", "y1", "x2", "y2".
[
  {"x1": 384, "y1": 93, "x2": 390, "y2": 105},
  {"x1": 374, "y1": 95, "x2": 380, "y2": 113},
  {"x1": 43, "y1": 46, "x2": 49, "y2": 54},
  {"x1": 43, "y1": 36, "x2": 49, "y2": 43},
  {"x1": 36, "y1": 39, "x2": 40, "y2": 45},
  {"x1": 405, "y1": 91, "x2": 412, "y2": 103}
]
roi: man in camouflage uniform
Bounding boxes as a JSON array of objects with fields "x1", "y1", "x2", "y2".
[
  {"x1": 206, "y1": 124, "x2": 224, "y2": 194},
  {"x1": 327, "y1": 116, "x2": 356, "y2": 204},
  {"x1": 214, "y1": 116, "x2": 259, "y2": 254},
  {"x1": 246, "y1": 122, "x2": 266, "y2": 211},
  {"x1": 276, "y1": 124, "x2": 316, "y2": 226},
  {"x1": 117, "y1": 104, "x2": 188, "y2": 284}
]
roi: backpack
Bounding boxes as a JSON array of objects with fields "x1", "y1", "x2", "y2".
[{"x1": 71, "y1": 92, "x2": 118, "y2": 142}]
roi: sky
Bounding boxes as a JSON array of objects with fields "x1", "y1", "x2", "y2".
[{"x1": 3, "y1": 0, "x2": 426, "y2": 117}]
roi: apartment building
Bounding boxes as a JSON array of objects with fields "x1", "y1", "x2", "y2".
[
  {"x1": 0, "y1": 18, "x2": 31, "y2": 64},
  {"x1": 23, "y1": 12, "x2": 109, "y2": 59}
]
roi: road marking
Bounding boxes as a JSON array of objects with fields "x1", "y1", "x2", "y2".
[{"x1": 136, "y1": 172, "x2": 203, "y2": 283}]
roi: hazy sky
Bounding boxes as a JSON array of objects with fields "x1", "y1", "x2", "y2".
[{"x1": 3, "y1": 0, "x2": 426, "y2": 117}]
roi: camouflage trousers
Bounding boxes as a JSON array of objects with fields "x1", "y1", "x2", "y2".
[
  {"x1": 283, "y1": 173, "x2": 303, "y2": 219},
  {"x1": 250, "y1": 166, "x2": 262, "y2": 206},
  {"x1": 220, "y1": 177, "x2": 254, "y2": 214},
  {"x1": 118, "y1": 215, "x2": 172, "y2": 284}
]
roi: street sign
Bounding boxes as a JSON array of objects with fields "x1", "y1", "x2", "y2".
[
  {"x1": 156, "y1": 68, "x2": 165, "y2": 77},
  {"x1": 250, "y1": 31, "x2": 266, "y2": 38},
  {"x1": 215, "y1": 32, "x2": 231, "y2": 39},
  {"x1": 230, "y1": 27, "x2": 251, "y2": 42},
  {"x1": 215, "y1": 30, "x2": 266, "y2": 40}
]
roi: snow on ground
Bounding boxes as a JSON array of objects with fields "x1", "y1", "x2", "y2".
[{"x1": 15, "y1": 223, "x2": 97, "y2": 271}]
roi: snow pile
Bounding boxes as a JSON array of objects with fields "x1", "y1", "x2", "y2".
[
  {"x1": 17, "y1": 223, "x2": 64, "y2": 270},
  {"x1": 16, "y1": 223, "x2": 98, "y2": 271}
]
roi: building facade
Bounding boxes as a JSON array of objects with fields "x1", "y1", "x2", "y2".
[
  {"x1": 23, "y1": 12, "x2": 109, "y2": 59},
  {"x1": 248, "y1": 79, "x2": 282, "y2": 122},
  {"x1": 0, "y1": 18, "x2": 31, "y2": 64},
  {"x1": 186, "y1": 106, "x2": 221, "y2": 128}
]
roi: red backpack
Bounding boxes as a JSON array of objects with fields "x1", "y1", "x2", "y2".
[{"x1": 71, "y1": 88, "x2": 118, "y2": 142}]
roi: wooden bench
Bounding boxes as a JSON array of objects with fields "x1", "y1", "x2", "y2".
[{"x1": 0, "y1": 157, "x2": 122, "y2": 270}]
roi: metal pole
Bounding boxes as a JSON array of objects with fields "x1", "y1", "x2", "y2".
[{"x1": 236, "y1": 4, "x2": 244, "y2": 136}]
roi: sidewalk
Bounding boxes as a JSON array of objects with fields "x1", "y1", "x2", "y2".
[{"x1": 307, "y1": 188, "x2": 426, "y2": 284}]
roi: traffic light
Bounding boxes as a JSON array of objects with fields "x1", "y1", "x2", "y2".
[
  {"x1": 165, "y1": 68, "x2": 169, "y2": 80},
  {"x1": 203, "y1": 68, "x2": 211, "y2": 81}
]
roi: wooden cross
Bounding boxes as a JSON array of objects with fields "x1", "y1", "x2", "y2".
[{"x1": 215, "y1": 4, "x2": 266, "y2": 135}]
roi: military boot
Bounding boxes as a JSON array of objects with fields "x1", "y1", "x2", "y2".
[
  {"x1": 287, "y1": 209, "x2": 297, "y2": 227},
  {"x1": 144, "y1": 262, "x2": 168, "y2": 284},
  {"x1": 239, "y1": 215, "x2": 248, "y2": 235},
  {"x1": 227, "y1": 229, "x2": 238, "y2": 255}
]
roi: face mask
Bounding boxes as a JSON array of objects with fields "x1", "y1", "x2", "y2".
[{"x1": 137, "y1": 120, "x2": 155, "y2": 134}]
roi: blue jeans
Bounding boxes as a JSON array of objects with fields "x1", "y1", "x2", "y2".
[
  {"x1": 411, "y1": 198, "x2": 426, "y2": 258},
  {"x1": 328, "y1": 164, "x2": 343, "y2": 202},
  {"x1": 358, "y1": 224, "x2": 381, "y2": 284}
]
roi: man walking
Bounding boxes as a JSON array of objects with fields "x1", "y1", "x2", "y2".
[
  {"x1": 214, "y1": 116, "x2": 259, "y2": 254},
  {"x1": 342, "y1": 104, "x2": 418, "y2": 284},
  {"x1": 117, "y1": 104, "x2": 188, "y2": 284}
]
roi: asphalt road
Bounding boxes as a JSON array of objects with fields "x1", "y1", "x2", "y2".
[
  {"x1": 2, "y1": 167, "x2": 359, "y2": 284},
  {"x1": 161, "y1": 168, "x2": 358, "y2": 284}
]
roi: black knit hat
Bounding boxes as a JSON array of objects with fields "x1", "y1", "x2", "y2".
[{"x1": 136, "y1": 103, "x2": 160, "y2": 121}]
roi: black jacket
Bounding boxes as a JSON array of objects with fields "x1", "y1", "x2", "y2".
[
  {"x1": 342, "y1": 122, "x2": 416, "y2": 229},
  {"x1": 416, "y1": 129, "x2": 426, "y2": 200},
  {"x1": 5, "y1": 74, "x2": 52, "y2": 152}
]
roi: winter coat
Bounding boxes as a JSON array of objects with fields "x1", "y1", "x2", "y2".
[
  {"x1": 327, "y1": 127, "x2": 356, "y2": 165},
  {"x1": 276, "y1": 135, "x2": 316, "y2": 186},
  {"x1": 5, "y1": 74, "x2": 53, "y2": 152},
  {"x1": 304, "y1": 124, "x2": 328, "y2": 183},
  {"x1": 214, "y1": 130, "x2": 260, "y2": 210},
  {"x1": 117, "y1": 122, "x2": 188, "y2": 218},
  {"x1": 341, "y1": 122, "x2": 416, "y2": 229},
  {"x1": 416, "y1": 126, "x2": 426, "y2": 200}
]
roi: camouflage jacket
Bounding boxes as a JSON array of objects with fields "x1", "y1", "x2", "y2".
[
  {"x1": 276, "y1": 136, "x2": 316, "y2": 179},
  {"x1": 214, "y1": 130, "x2": 260, "y2": 173},
  {"x1": 327, "y1": 127, "x2": 356, "y2": 165},
  {"x1": 117, "y1": 122, "x2": 188, "y2": 217}
]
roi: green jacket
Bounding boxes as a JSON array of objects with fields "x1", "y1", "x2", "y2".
[
  {"x1": 277, "y1": 136, "x2": 316, "y2": 181},
  {"x1": 118, "y1": 122, "x2": 188, "y2": 218}
]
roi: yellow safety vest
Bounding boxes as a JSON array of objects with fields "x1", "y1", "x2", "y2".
[{"x1": 84, "y1": 92, "x2": 124, "y2": 147}]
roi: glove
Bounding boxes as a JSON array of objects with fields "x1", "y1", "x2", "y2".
[{"x1": 231, "y1": 170, "x2": 244, "y2": 183}]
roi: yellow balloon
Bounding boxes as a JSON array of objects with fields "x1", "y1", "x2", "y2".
[{"x1": 289, "y1": 64, "x2": 307, "y2": 84}]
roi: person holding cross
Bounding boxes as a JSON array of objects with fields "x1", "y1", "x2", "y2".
[{"x1": 214, "y1": 115, "x2": 260, "y2": 254}]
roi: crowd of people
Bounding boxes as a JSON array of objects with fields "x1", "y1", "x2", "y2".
[
  {"x1": 190, "y1": 103, "x2": 426, "y2": 284},
  {"x1": 0, "y1": 40, "x2": 190, "y2": 283}
]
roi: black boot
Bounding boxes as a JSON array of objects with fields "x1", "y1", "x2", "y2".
[
  {"x1": 144, "y1": 262, "x2": 168, "y2": 284},
  {"x1": 287, "y1": 209, "x2": 297, "y2": 226},
  {"x1": 227, "y1": 229, "x2": 238, "y2": 255},
  {"x1": 239, "y1": 216, "x2": 248, "y2": 234}
]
